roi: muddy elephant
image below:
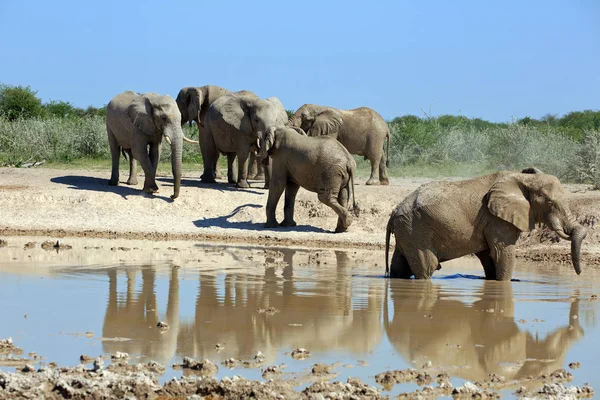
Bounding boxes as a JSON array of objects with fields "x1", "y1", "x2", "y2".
[
  {"x1": 385, "y1": 168, "x2": 587, "y2": 280},
  {"x1": 288, "y1": 104, "x2": 390, "y2": 185},
  {"x1": 175, "y1": 86, "x2": 264, "y2": 181},
  {"x1": 202, "y1": 91, "x2": 287, "y2": 188},
  {"x1": 106, "y1": 91, "x2": 197, "y2": 199},
  {"x1": 259, "y1": 126, "x2": 357, "y2": 233},
  {"x1": 384, "y1": 279, "x2": 584, "y2": 382}
]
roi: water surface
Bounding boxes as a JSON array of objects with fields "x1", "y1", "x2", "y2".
[{"x1": 0, "y1": 238, "x2": 598, "y2": 397}]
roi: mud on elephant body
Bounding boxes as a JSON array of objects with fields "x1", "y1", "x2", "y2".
[
  {"x1": 106, "y1": 91, "x2": 197, "y2": 199},
  {"x1": 288, "y1": 104, "x2": 390, "y2": 186},
  {"x1": 175, "y1": 86, "x2": 265, "y2": 181},
  {"x1": 259, "y1": 126, "x2": 358, "y2": 233},
  {"x1": 385, "y1": 168, "x2": 587, "y2": 280},
  {"x1": 202, "y1": 91, "x2": 288, "y2": 188}
]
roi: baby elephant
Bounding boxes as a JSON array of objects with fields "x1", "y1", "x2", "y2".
[
  {"x1": 259, "y1": 126, "x2": 357, "y2": 233},
  {"x1": 385, "y1": 168, "x2": 587, "y2": 281}
]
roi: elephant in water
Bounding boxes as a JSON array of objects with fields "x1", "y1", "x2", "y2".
[
  {"x1": 288, "y1": 104, "x2": 390, "y2": 185},
  {"x1": 385, "y1": 168, "x2": 587, "y2": 280},
  {"x1": 259, "y1": 126, "x2": 357, "y2": 233},
  {"x1": 202, "y1": 91, "x2": 288, "y2": 188},
  {"x1": 175, "y1": 86, "x2": 265, "y2": 181},
  {"x1": 106, "y1": 91, "x2": 197, "y2": 199}
]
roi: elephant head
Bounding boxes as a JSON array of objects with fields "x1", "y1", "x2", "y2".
[
  {"x1": 175, "y1": 87, "x2": 203, "y2": 127},
  {"x1": 127, "y1": 93, "x2": 183, "y2": 199},
  {"x1": 288, "y1": 104, "x2": 343, "y2": 137},
  {"x1": 219, "y1": 95, "x2": 288, "y2": 160},
  {"x1": 258, "y1": 126, "x2": 307, "y2": 160},
  {"x1": 487, "y1": 168, "x2": 587, "y2": 275}
]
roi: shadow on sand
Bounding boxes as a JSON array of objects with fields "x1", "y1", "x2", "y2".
[
  {"x1": 193, "y1": 204, "x2": 328, "y2": 233},
  {"x1": 157, "y1": 177, "x2": 265, "y2": 195},
  {"x1": 51, "y1": 176, "x2": 172, "y2": 202}
]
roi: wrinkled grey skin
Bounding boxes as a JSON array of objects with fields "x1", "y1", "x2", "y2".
[
  {"x1": 288, "y1": 104, "x2": 390, "y2": 185},
  {"x1": 385, "y1": 168, "x2": 587, "y2": 280},
  {"x1": 260, "y1": 126, "x2": 358, "y2": 233},
  {"x1": 175, "y1": 86, "x2": 265, "y2": 181},
  {"x1": 106, "y1": 91, "x2": 193, "y2": 199},
  {"x1": 202, "y1": 92, "x2": 288, "y2": 188}
]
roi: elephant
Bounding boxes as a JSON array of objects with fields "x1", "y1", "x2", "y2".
[
  {"x1": 175, "y1": 86, "x2": 265, "y2": 181},
  {"x1": 384, "y1": 279, "x2": 584, "y2": 382},
  {"x1": 202, "y1": 91, "x2": 288, "y2": 188},
  {"x1": 385, "y1": 168, "x2": 587, "y2": 280},
  {"x1": 288, "y1": 104, "x2": 390, "y2": 186},
  {"x1": 259, "y1": 126, "x2": 358, "y2": 233},
  {"x1": 106, "y1": 91, "x2": 198, "y2": 199}
]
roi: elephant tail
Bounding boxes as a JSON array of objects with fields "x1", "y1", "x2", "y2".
[
  {"x1": 385, "y1": 129, "x2": 390, "y2": 168},
  {"x1": 385, "y1": 216, "x2": 393, "y2": 276},
  {"x1": 121, "y1": 148, "x2": 127, "y2": 161}
]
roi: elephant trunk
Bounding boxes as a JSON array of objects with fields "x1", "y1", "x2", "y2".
[
  {"x1": 569, "y1": 225, "x2": 587, "y2": 275},
  {"x1": 167, "y1": 128, "x2": 183, "y2": 200}
]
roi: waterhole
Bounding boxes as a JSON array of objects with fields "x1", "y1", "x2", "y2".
[{"x1": 0, "y1": 236, "x2": 598, "y2": 397}]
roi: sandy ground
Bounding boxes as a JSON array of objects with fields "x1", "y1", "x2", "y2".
[{"x1": 0, "y1": 167, "x2": 599, "y2": 261}]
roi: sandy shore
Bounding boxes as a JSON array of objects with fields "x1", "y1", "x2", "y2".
[{"x1": 1, "y1": 167, "x2": 599, "y2": 261}]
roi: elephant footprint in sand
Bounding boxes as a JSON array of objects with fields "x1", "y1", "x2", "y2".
[
  {"x1": 385, "y1": 168, "x2": 587, "y2": 280},
  {"x1": 106, "y1": 91, "x2": 197, "y2": 199},
  {"x1": 259, "y1": 126, "x2": 358, "y2": 233}
]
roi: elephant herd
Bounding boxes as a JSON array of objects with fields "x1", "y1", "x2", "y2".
[
  {"x1": 106, "y1": 85, "x2": 388, "y2": 233},
  {"x1": 105, "y1": 87, "x2": 587, "y2": 282}
]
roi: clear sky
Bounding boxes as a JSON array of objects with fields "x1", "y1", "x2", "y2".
[{"x1": 0, "y1": 0, "x2": 598, "y2": 122}]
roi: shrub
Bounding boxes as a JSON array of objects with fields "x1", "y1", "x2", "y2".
[{"x1": 0, "y1": 84, "x2": 45, "y2": 121}]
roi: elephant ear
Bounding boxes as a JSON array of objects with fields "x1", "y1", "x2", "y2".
[
  {"x1": 309, "y1": 109, "x2": 342, "y2": 138},
  {"x1": 265, "y1": 97, "x2": 287, "y2": 125},
  {"x1": 127, "y1": 94, "x2": 155, "y2": 136},
  {"x1": 220, "y1": 96, "x2": 252, "y2": 133},
  {"x1": 487, "y1": 175, "x2": 534, "y2": 232}
]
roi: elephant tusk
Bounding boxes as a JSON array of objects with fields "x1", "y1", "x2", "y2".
[
  {"x1": 164, "y1": 136, "x2": 172, "y2": 145},
  {"x1": 183, "y1": 136, "x2": 199, "y2": 144}
]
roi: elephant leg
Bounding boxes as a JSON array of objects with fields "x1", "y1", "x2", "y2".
[
  {"x1": 365, "y1": 155, "x2": 381, "y2": 186},
  {"x1": 236, "y1": 148, "x2": 251, "y2": 189},
  {"x1": 132, "y1": 145, "x2": 158, "y2": 194},
  {"x1": 407, "y1": 249, "x2": 439, "y2": 279},
  {"x1": 390, "y1": 249, "x2": 413, "y2": 279},
  {"x1": 248, "y1": 152, "x2": 259, "y2": 179},
  {"x1": 335, "y1": 185, "x2": 349, "y2": 232},
  {"x1": 201, "y1": 125, "x2": 217, "y2": 183},
  {"x1": 485, "y1": 225, "x2": 519, "y2": 281},
  {"x1": 476, "y1": 250, "x2": 497, "y2": 280},
  {"x1": 491, "y1": 245, "x2": 516, "y2": 281},
  {"x1": 149, "y1": 142, "x2": 161, "y2": 171},
  {"x1": 317, "y1": 191, "x2": 352, "y2": 233},
  {"x1": 281, "y1": 181, "x2": 300, "y2": 227},
  {"x1": 265, "y1": 179, "x2": 285, "y2": 228},
  {"x1": 227, "y1": 153, "x2": 237, "y2": 184},
  {"x1": 263, "y1": 157, "x2": 271, "y2": 189},
  {"x1": 107, "y1": 128, "x2": 120, "y2": 186},
  {"x1": 379, "y1": 152, "x2": 389, "y2": 185},
  {"x1": 255, "y1": 157, "x2": 265, "y2": 181},
  {"x1": 125, "y1": 149, "x2": 138, "y2": 185}
]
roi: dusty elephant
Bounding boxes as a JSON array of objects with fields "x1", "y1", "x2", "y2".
[
  {"x1": 385, "y1": 168, "x2": 587, "y2": 280},
  {"x1": 106, "y1": 91, "x2": 197, "y2": 199},
  {"x1": 259, "y1": 126, "x2": 358, "y2": 233},
  {"x1": 202, "y1": 91, "x2": 288, "y2": 188},
  {"x1": 175, "y1": 86, "x2": 265, "y2": 180},
  {"x1": 288, "y1": 104, "x2": 390, "y2": 185}
]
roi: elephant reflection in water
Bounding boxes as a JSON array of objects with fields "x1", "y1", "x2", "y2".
[
  {"x1": 385, "y1": 280, "x2": 584, "y2": 382},
  {"x1": 102, "y1": 265, "x2": 180, "y2": 365},
  {"x1": 176, "y1": 248, "x2": 383, "y2": 361}
]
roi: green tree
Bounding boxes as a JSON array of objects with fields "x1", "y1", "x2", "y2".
[
  {"x1": 0, "y1": 84, "x2": 44, "y2": 120},
  {"x1": 44, "y1": 100, "x2": 76, "y2": 118},
  {"x1": 285, "y1": 109, "x2": 295, "y2": 119}
]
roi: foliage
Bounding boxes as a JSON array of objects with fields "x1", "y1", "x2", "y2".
[
  {"x1": 0, "y1": 84, "x2": 45, "y2": 121},
  {"x1": 569, "y1": 130, "x2": 600, "y2": 189},
  {"x1": 285, "y1": 109, "x2": 295, "y2": 119}
]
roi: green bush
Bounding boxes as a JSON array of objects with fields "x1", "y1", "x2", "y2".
[{"x1": 0, "y1": 84, "x2": 45, "y2": 121}]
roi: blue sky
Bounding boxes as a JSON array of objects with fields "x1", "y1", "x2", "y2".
[{"x1": 0, "y1": 0, "x2": 598, "y2": 121}]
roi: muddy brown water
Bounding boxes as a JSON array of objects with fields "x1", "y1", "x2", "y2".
[{"x1": 0, "y1": 237, "x2": 599, "y2": 397}]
